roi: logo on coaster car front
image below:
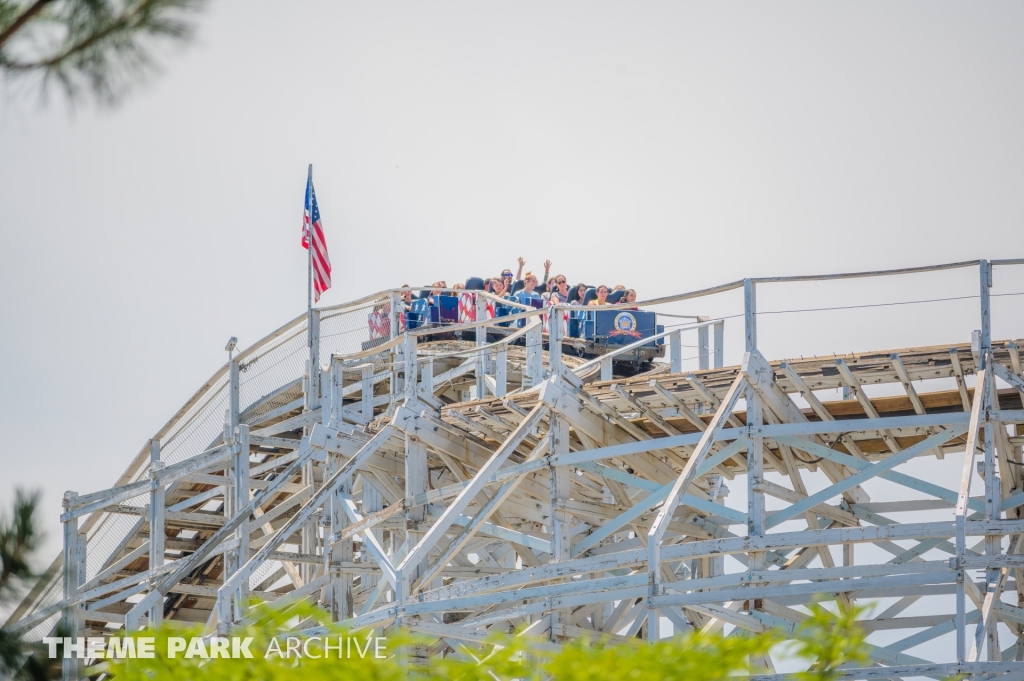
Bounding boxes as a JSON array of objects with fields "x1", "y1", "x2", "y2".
[{"x1": 609, "y1": 312, "x2": 642, "y2": 338}]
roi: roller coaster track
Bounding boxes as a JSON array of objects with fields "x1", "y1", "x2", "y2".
[{"x1": 7, "y1": 257, "x2": 1024, "y2": 680}]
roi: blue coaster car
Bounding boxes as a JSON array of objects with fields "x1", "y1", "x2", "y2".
[
  {"x1": 437, "y1": 295, "x2": 459, "y2": 325},
  {"x1": 405, "y1": 298, "x2": 440, "y2": 330},
  {"x1": 574, "y1": 309, "x2": 659, "y2": 346}
]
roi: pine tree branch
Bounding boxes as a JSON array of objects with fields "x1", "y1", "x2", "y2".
[
  {"x1": 4, "y1": 0, "x2": 167, "y2": 71},
  {"x1": 0, "y1": 0, "x2": 54, "y2": 50}
]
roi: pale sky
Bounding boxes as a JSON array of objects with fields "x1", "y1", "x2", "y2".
[{"x1": 2, "y1": 0, "x2": 1024, "y2": 575}]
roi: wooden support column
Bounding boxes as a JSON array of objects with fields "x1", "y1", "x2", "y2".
[
  {"x1": 306, "y1": 311, "x2": 321, "y2": 411},
  {"x1": 697, "y1": 325, "x2": 709, "y2": 371},
  {"x1": 401, "y1": 433, "x2": 428, "y2": 604},
  {"x1": 147, "y1": 439, "x2": 164, "y2": 627},
  {"x1": 302, "y1": 315, "x2": 320, "y2": 586},
  {"x1": 360, "y1": 364, "x2": 376, "y2": 421},
  {"x1": 476, "y1": 294, "x2": 487, "y2": 399},
  {"x1": 747, "y1": 386, "x2": 765, "y2": 572},
  {"x1": 713, "y1": 321, "x2": 724, "y2": 369},
  {"x1": 327, "y1": 356, "x2": 341, "y2": 428},
  {"x1": 743, "y1": 276, "x2": 763, "y2": 570},
  {"x1": 223, "y1": 354, "x2": 242, "y2": 583},
  {"x1": 421, "y1": 357, "x2": 434, "y2": 398},
  {"x1": 362, "y1": 475, "x2": 382, "y2": 593},
  {"x1": 549, "y1": 413, "x2": 571, "y2": 641},
  {"x1": 670, "y1": 329, "x2": 683, "y2": 374},
  {"x1": 389, "y1": 291, "x2": 402, "y2": 404},
  {"x1": 743, "y1": 276, "x2": 768, "y2": 668},
  {"x1": 61, "y1": 491, "x2": 80, "y2": 681},
  {"x1": 404, "y1": 333, "x2": 418, "y2": 400},
  {"x1": 327, "y1": 450, "x2": 353, "y2": 621},
  {"x1": 234, "y1": 424, "x2": 250, "y2": 620},
  {"x1": 743, "y1": 278, "x2": 756, "y2": 352},
  {"x1": 979, "y1": 260, "x2": 1002, "y2": 661},
  {"x1": 495, "y1": 345, "x2": 507, "y2": 397},
  {"x1": 389, "y1": 291, "x2": 401, "y2": 339},
  {"x1": 710, "y1": 476, "x2": 727, "y2": 577},
  {"x1": 525, "y1": 323, "x2": 543, "y2": 388},
  {"x1": 549, "y1": 307, "x2": 564, "y2": 378}
]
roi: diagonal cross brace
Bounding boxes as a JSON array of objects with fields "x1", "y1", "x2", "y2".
[
  {"x1": 395, "y1": 402, "x2": 547, "y2": 591},
  {"x1": 125, "y1": 425, "x2": 329, "y2": 629},
  {"x1": 766, "y1": 426, "x2": 967, "y2": 528},
  {"x1": 573, "y1": 439, "x2": 748, "y2": 557},
  {"x1": 647, "y1": 372, "x2": 747, "y2": 586},
  {"x1": 219, "y1": 424, "x2": 396, "y2": 599},
  {"x1": 774, "y1": 435, "x2": 986, "y2": 514}
]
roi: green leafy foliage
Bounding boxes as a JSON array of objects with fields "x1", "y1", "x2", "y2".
[
  {"x1": 0, "y1": 489, "x2": 64, "y2": 681},
  {"x1": 103, "y1": 599, "x2": 870, "y2": 681},
  {"x1": 0, "y1": 0, "x2": 206, "y2": 105},
  {"x1": 0, "y1": 489, "x2": 40, "y2": 600},
  {"x1": 791, "y1": 602, "x2": 869, "y2": 681}
]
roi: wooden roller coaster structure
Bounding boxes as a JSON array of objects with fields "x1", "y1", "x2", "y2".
[{"x1": 6, "y1": 258, "x2": 1024, "y2": 680}]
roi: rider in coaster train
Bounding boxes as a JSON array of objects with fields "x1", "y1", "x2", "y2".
[{"x1": 513, "y1": 272, "x2": 542, "y2": 306}]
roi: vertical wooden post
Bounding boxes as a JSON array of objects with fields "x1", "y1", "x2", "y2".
[
  {"x1": 710, "y1": 476, "x2": 726, "y2": 577},
  {"x1": 671, "y1": 329, "x2": 683, "y2": 374},
  {"x1": 327, "y1": 450, "x2": 353, "y2": 621},
  {"x1": 225, "y1": 355, "x2": 241, "y2": 583},
  {"x1": 956, "y1": 511, "x2": 966, "y2": 663},
  {"x1": 549, "y1": 307, "x2": 564, "y2": 378},
  {"x1": 421, "y1": 357, "x2": 434, "y2": 398},
  {"x1": 495, "y1": 345, "x2": 507, "y2": 397},
  {"x1": 525, "y1": 322, "x2": 543, "y2": 388},
  {"x1": 62, "y1": 491, "x2": 79, "y2": 681},
  {"x1": 148, "y1": 439, "x2": 164, "y2": 627},
  {"x1": 306, "y1": 311, "x2": 321, "y2": 412},
  {"x1": 549, "y1": 413, "x2": 570, "y2": 641},
  {"x1": 402, "y1": 434, "x2": 428, "y2": 603},
  {"x1": 743, "y1": 276, "x2": 766, "y2": 662},
  {"x1": 234, "y1": 424, "x2": 250, "y2": 620},
  {"x1": 747, "y1": 389, "x2": 765, "y2": 569},
  {"x1": 360, "y1": 363, "x2": 374, "y2": 423},
  {"x1": 404, "y1": 333, "x2": 418, "y2": 400},
  {"x1": 328, "y1": 355, "x2": 342, "y2": 427},
  {"x1": 743, "y1": 279, "x2": 757, "y2": 353},
  {"x1": 390, "y1": 291, "x2": 402, "y2": 407},
  {"x1": 389, "y1": 291, "x2": 401, "y2": 340},
  {"x1": 746, "y1": 385, "x2": 767, "y2": 669},
  {"x1": 476, "y1": 294, "x2": 487, "y2": 399},
  {"x1": 978, "y1": 260, "x2": 1001, "y2": 659},
  {"x1": 697, "y1": 326, "x2": 708, "y2": 371},
  {"x1": 303, "y1": 313, "x2": 321, "y2": 586},
  {"x1": 713, "y1": 321, "x2": 724, "y2": 369},
  {"x1": 362, "y1": 477, "x2": 382, "y2": 593}
]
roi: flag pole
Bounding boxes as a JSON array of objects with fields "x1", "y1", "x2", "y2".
[{"x1": 306, "y1": 163, "x2": 314, "y2": 348}]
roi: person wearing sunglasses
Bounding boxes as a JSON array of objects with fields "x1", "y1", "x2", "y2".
[
  {"x1": 500, "y1": 256, "x2": 525, "y2": 291},
  {"x1": 543, "y1": 275, "x2": 570, "y2": 303},
  {"x1": 500, "y1": 269, "x2": 515, "y2": 289}
]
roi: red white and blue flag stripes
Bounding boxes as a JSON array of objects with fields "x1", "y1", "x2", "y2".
[{"x1": 302, "y1": 176, "x2": 332, "y2": 302}]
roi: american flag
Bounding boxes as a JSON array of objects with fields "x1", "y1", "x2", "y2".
[{"x1": 302, "y1": 176, "x2": 332, "y2": 302}]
